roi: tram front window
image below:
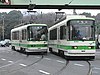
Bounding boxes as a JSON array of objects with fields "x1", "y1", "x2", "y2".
[
  {"x1": 69, "y1": 20, "x2": 95, "y2": 40},
  {"x1": 28, "y1": 26, "x2": 48, "y2": 41}
]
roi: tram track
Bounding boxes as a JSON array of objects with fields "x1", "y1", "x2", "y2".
[
  {"x1": 53, "y1": 60, "x2": 69, "y2": 75},
  {"x1": 87, "y1": 61, "x2": 93, "y2": 75},
  {"x1": 0, "y1": 50, "x2": 45, "y2": 75},
  {"x1": 0, "y1": 48, "x2": 95, "y2": 75},
  {"x1": 52, "y1": 60, "x2": 93, "y2": 75},
  {"x1": 8, "y1": 53, "x2": 94, "y2": 75},
  {"x1": 6, "y1": 54, "x2": 44, "y2": 74}
]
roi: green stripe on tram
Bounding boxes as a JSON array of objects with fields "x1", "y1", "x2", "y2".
[
  {"x1": 12, "y1": 43, "x2": 19, "y2": 46},
  {"x1": 49, "y1": 44, "x2": 95, "y2": 50},
  {"x1": 57, "y1": 45, "x2": 72, "y2": 49},
  {"x1": 12, "y1": 43, "x2": 47, "y2": 48}
]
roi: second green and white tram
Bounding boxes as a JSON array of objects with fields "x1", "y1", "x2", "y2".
[
  {"x1": 48, "y1": 15, "x2": 96, "y2": 60},
  {"x1": 11, "y1": 23, "x2": 48, "y2": 53}
]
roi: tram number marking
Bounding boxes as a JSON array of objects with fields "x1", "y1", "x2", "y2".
[{"x1": 81, "y1": 50, "x2": 85, "y2": 52}]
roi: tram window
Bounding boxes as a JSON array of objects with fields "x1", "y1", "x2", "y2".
[
  {"x1": 12, "y1": 32, "x2": 14, "y2": 40},
  {"x1": 12, "y1": 31, "x2": 19, "y2": 40},
  {"x1": 22, "y1": 29, "x2": 26, "y2": 40},
  {"x1": 69, "y1": 20, "x2": 95, "y2": 40},
  {"x1": 60, "y1": 25, "x2": 66, "y2": 40},
  {"x1": 50, "y1": 28, "x2": 57, "y2": 40}
]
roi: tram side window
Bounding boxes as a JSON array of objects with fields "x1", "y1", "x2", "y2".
[
  {"x1": 50, "y1": 28, "x2": 57, "y2": 40},
  {"x1": 22, "y1": 29, "x2": 27, "y2": 40},
  {"x1": 60, "y1": 25, "x2": 66, "y2": 40},
  {"x1": 12, "y1": 31, "x2": 19, "y2": 40}
]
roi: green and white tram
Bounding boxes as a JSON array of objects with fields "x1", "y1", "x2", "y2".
[
  {"x1": 11, "y1": 23, "x2": 48, "y2": 53},
  {"x1": 48, "y1": 15, "x2": 96, "y2": 60}
]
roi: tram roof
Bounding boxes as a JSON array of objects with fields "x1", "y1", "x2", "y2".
[
  {"x1": 11, "y1": 23, "x2": 47, "y2": 32},
  {"x1": 49, "y1": 15, "x2": 95, "y2": 30},
  {"x1": 66, "y1": 15, "x2": 95, "y2": 20}
]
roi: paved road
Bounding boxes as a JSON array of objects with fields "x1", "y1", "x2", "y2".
[{"x1": 0, "y1": 47, "x2": 100, "y2": 75}]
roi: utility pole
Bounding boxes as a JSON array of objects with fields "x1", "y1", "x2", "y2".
[
  {"x1": 0, "y1": 25, "x2": 2, "y2": 40},
  {"x1": 2, "y1": 15, "x2": 5, "y2": 40},
  {"x1": 27, "y1": 10, "x2": 37, "y2": 23}
]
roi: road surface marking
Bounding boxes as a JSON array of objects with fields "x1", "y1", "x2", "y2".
[
  {"x1": 74, "y1": 63, "x2": 84, "y2": 67},
  {"x1": 1, "y1": 58, "x2": 6, "y2": 61},
  {"x1": 93, "y1": 67, "x2": 100, "y2": 70},
  {"x1": 19, "y1": 64, "x2": 27, "y2": 67},
  {"x1": 39, "y1": 70, "x2": 50, "y2": 75},
  {"x1": 22, "y1": 54, "x2": 27, "y2": 56},
  {"x1": 35, "y1": 56, "x2": 40, "y2": 58},
  {"x1": 92, "y1": 71, "x2": 98, "y2": 73},
  {"x1": 44, "y1": 58, "x2": 51, "y2": 60},
  {"x1": 0, "y1": 63, "x2": 13, "y2": 69},
  {"x1": 0, "y1": 60, "x2": 22, "y2": 69},
  {"x1": 56, "y1": 60, "x2": 65, "y2": 64},
  {"x1": 8, "y1": 61, "x2": 13, "y2": 63}
]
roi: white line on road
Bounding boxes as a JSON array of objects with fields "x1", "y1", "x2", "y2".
[
  {"x1": 93, "y1": 67, "x2": 100, "y2": 70},
  {"x1": 74, "y1": 63, "x2": 84, "y2": 67},
  {"x1": 19, "y1": 64, "x2": 27, "y2": 67},
  {"x1": 0, "y1": 63, "x2": 14, "y2": 69},
  {"x1": 8, "y1": 61, "x2": 13, "y2": 63},
  {"x1": 56, "y1": 60, "x2": 65, "y2": 64},
  {"x1": 39, "y1": 70, "x2": 50, "y2": 75},
  {"x1": 92, "y1": 71, "x2": 98, "y2": 74},
  {"x1": 44, "y1": 58, "x2": 51, "y2": 60},
  {"x1": 22, "y1": 54, "x2": 27, "y2": 56},
  {"x1": 35, "y1": 56, "x2": 40, "y2": 58},
  {"x1": 1, "y1": 58, "x2": 6, "y2": 61},
  {"x1": 0, "y1": 60, "x2": 22, "y2": 69}
]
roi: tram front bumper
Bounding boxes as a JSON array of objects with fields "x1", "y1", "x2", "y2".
[
  {"x1": 64, "y1": 50, "x2": 95, "y2": 56},
  {"x1": 26, "y1": 48, "x2": 47, "y2": 52},
  {"x1": 64, "y1": 50, "x2": 95, "y2": 60}
]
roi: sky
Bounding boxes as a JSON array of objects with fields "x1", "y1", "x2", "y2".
[{"x1": 0, "y1": 9, "x2": 100, "y2": 16}]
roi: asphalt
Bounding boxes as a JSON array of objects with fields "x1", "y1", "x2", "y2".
[{"x1": 0, "y1": 47, "x2": 99, "y2": 75}]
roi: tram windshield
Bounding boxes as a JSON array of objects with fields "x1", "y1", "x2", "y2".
[
  {"x1": 69, "y1": 20, "x2": 95, "y2": 41},
  {"x1": 28, "y1": 25, "x2": 48, "y2": 41}
]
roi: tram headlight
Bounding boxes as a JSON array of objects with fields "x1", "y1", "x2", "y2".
[
  {"x1": 73, "y1": 46, "x2": 78, "y2": 49},
  {"x1": 88, "y1": 46, "x2": 95, "y2": 49},
  {"x1": 88, "y1": 47, "x2": 91, "y2": 49}
]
